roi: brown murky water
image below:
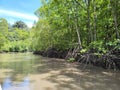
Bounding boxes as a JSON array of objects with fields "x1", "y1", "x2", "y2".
[{"x1": 0, "y1": 53, "x2": 120, "y2": 90}]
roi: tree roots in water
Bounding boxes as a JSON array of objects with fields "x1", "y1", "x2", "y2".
[
  {"x1": 34, "y1": 48, "x2": 120, "y2": 70},
  {"x1": 77, "y1": 49, "x2": 120, "y2": 70}
]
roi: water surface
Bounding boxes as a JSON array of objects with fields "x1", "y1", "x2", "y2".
[{"x1": 0, "y1": 53, "x2": 120, "y2": 90}]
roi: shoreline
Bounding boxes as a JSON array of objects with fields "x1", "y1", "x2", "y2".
[{"x1": 33, "y1": 48, "x2": 120, "y2": 70}]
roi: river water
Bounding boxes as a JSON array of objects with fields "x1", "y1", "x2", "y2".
[{"x1": 0, "y1": 53, "x2": 120, "y2": 90}]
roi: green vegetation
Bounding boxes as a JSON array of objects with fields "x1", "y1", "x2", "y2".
[
  {"x1": 30, "y1": 0, "x2": 120, "y2": 69},
  {"x1": 32, "y1": 0, "x2": 120, "y2": 53},
  {"x1": 0, "y1": 19, "x2": 31, "y2": 52},
  {"x1": 0, "y1": 18, "x2": 8, "y2": 49},
  {"x1": 67, "y1": 58, "x2": 75, "y2": 62},
  {"x1": 0, "y1": 0, "x2": 120, "y2": 68}
]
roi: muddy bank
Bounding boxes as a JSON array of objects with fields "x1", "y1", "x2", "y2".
[
  {"x1": 33, "y1": 48, "x2": 120, "y2": 70},
  {"x1": 76, "y1": 49, "x2": 120, "y2": 70},
  {"x1": 33, "y1": 48, "x2": 68, "y2": 59}
]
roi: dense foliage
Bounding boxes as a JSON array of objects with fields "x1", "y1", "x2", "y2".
[
  {"x1": 32, "y1": 0, "x2": 120, "y2": 54},
  {"x1": 0, "y1": 0, "x2": 120, "y2": 57},
  {"x1": 0, "y1": 19, "x2": 30, "y2": 52}
]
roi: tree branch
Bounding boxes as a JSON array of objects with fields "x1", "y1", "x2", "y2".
[{"x1": 74, "y1": 0, "x2": 87, "y2": 10}]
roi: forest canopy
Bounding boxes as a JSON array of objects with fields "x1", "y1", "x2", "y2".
[
  {"x1": 0, "y1": 19, "x2": 31, "y2": 52},
  {"x1": 32, "y1": 0, "x2": 120, "y2": 52}
]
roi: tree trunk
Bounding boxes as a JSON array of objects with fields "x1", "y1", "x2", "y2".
[
  {"x1": 74, "y1": 1, "x2": 82, "y2": 49},
  {"x1": 86, "y1": 0, "x2": 93, "y2": 44},
  {"x1": 75, "y1": 20, "x2": 82, "y2": 49},
  {"x1": 110, "y1": 0, "x2": 119, "y2": 39},
  {"x1": 93, "y1": 0, "x2": 97, "y2": 41}
]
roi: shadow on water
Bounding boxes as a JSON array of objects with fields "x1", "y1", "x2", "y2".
[
  {"x1": 33, "y1": 59, "x2": 120, "y2": 90},
  {"x1": 0, "y1": 53, "x2": 120, "y2": 90}
]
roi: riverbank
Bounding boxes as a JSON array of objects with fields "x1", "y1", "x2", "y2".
[
  {"x1": 33, "y1": 48, "x2": 120, "y2": 70},
  {"x1": 0, "y1": 49, "x2": 120, "y2": 70},
  {"x1": 33, "y1": 48, "x2": 68, "y2": 59}
]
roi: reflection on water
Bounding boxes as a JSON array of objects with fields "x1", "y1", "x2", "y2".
[
  {"x1": 3, "y1": 77, "x2": 30, "y2": 90},
  {"x1": 0, "y1": 84, "x2": 2, "y2": 90},
  {"x1": 0, "y1": 53, "x2": 120, "y2": 90},
  {"x1": 0, "y1": 53, "x2": 41, "y2": 90}
]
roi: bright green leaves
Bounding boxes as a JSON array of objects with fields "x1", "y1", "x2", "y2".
[
  {"x1": 106, "y1": 39, "x2": 120, "y2": 50},
  {"x1": 31, "y1": 19, "x2": 51, "y2": 51},
  {"x1": 0, "y1": 18, "x2": 8, "y2": 49},
  {"x1": 67, "y1": 57, "x2": 75, "y2": 62},
  {"x1": 32, "y1": 0, "x2": 120, "y2": 54},
  {"x1": 89, "y1": 41, "x2": 107, "y2": 53},
  {"x1": 0, "y1": 19, "x2": 30, "y2": 52},
  {"x1": 7, "y1": 28, "x2": 29, "y2": 41}
]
